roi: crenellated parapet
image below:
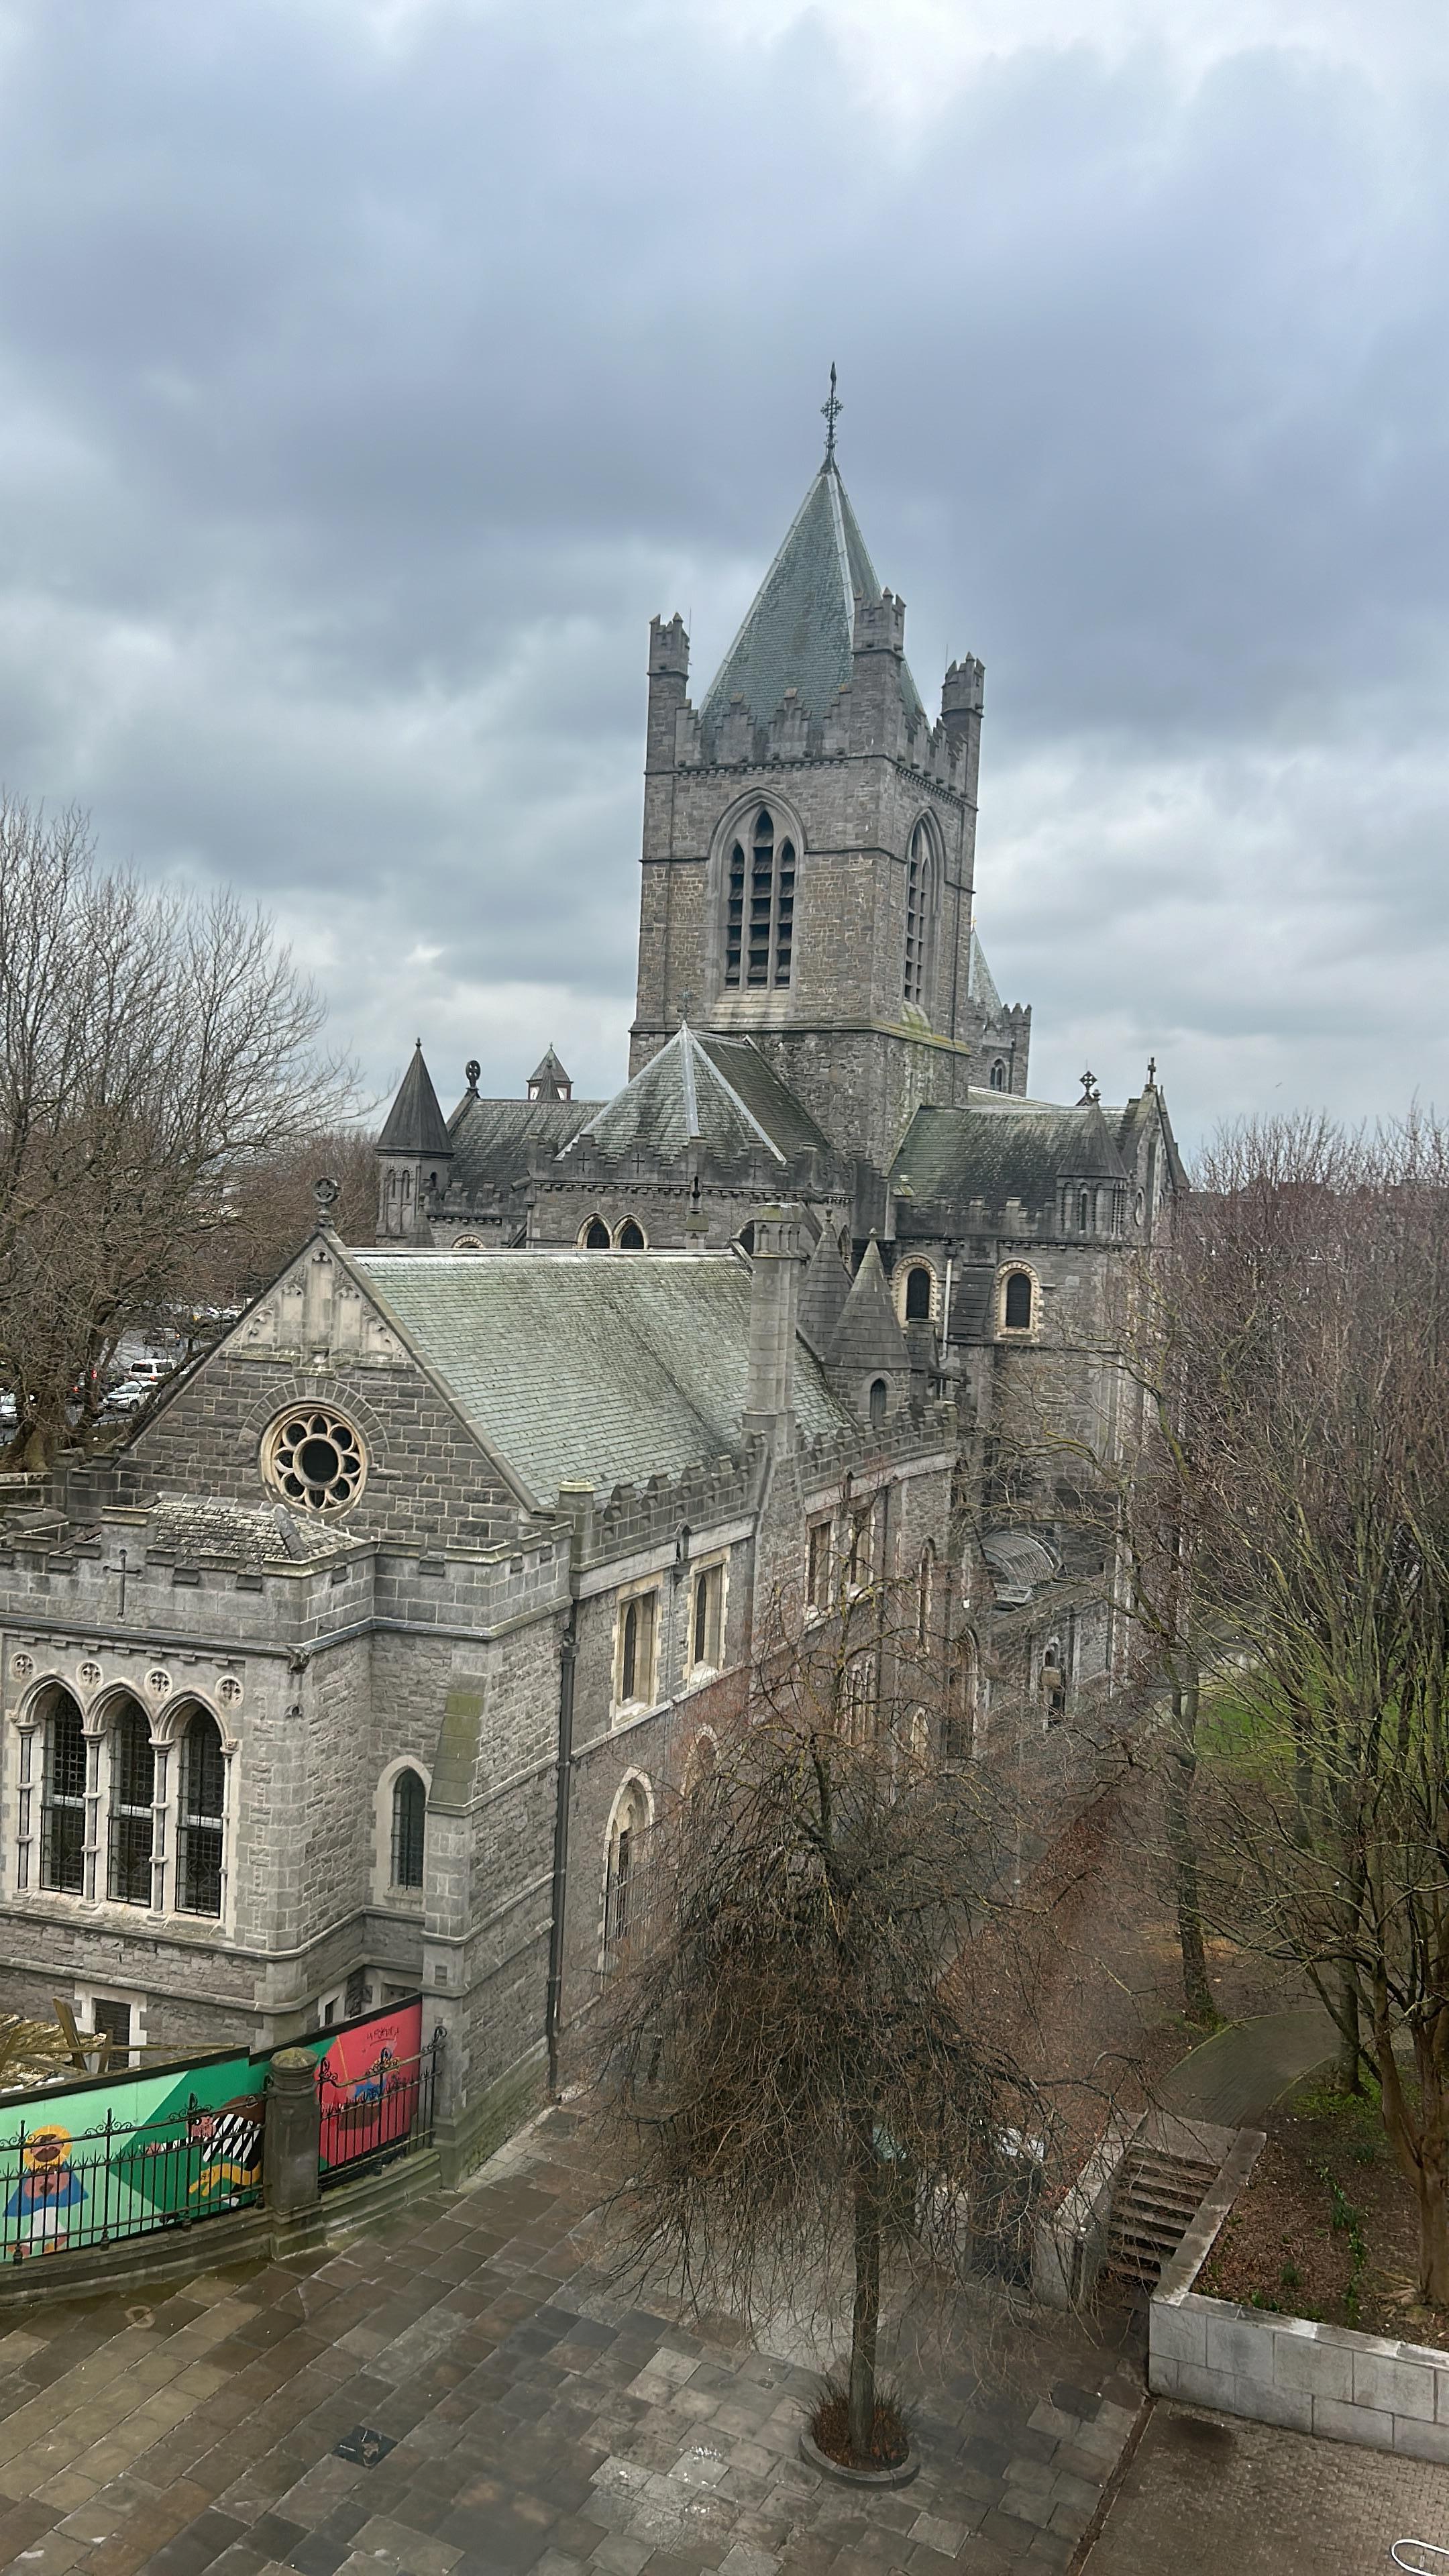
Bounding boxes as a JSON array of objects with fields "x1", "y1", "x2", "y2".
[{"x1": 589, "y1": 1450, "x2": 758, "y2": 1565}]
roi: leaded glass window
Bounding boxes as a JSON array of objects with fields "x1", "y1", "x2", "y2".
[
  {"x1": 107, "y1": 1703, "x2": 154, "y2": 1904},
  {"x1": 178, "y1": 1711, "x2": 225, "y2": 1917}
]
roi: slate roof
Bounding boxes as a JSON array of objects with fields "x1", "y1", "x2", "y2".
[
  {"x1": 562, "y1": 1025, "x2": 828, "y2": 1167},
  {"x1": 145, "y1": 1497, "x2": 344, "y2": 1566},
  {"x1": 891, "y1": 1098, "x2": 1131, "y2": 1215},
  {"x1": 378, "y1": 1043, "x2": 453, "y2": 1159},
  {"x1": 701, "y1": 463, "x2": 925, "y2": 727},
  {"x1": 696, "y1": 1036, "x2": 832, "y2": 1157},
  {"x1": 350, "y1": 1250, "x2": 852, "y2": 1505},
  {"x1": 529, "y1": 1046, "x2": 572, "y2": 1095},
  {"x1": 446, "y1": 1093, "x2": 598, "y2": 1199},
  {"x1": 827, "y1": 1238, "x2": 910, "y2": 1376},
  {"x1": 798, "y1": 1228, "x2": 853, "y2": 1356}
]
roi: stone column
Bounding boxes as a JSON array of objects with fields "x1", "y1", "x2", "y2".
[{"x1": 264, "y1": 2047, "x2": 321, "y2": 2214}]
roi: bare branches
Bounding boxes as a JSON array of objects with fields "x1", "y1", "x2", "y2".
[
  {"x1": 1114, "y1": 1109, "x2": 1449, "y2": 2299},
  {"x1": 0, "y1": 796, "x2": 358, "y2": 1460},
  {"x1": 593, "y1": 1583, "x2": 1067, "y2": 2464}
]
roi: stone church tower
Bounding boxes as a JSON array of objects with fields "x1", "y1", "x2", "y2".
[{"x1": 630, "y1": 427, "x2": 1028, "y2": 1169}]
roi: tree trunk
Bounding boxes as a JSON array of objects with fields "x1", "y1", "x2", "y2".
[
  {"x1": 847, "y1": 2149, "x2": 881, "y2": 2465},
  {"x1": 1336, "y1": 1960, "x2": 1364, "y2": 2098},
  {"x1": 1413, "y1": 2163, "x2": 1449, "y2": 2308},
  {"x1": 1165, "y1": 1682, "x2": 1213, "y2": 2023}
]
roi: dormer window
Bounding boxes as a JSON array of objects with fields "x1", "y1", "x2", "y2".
[
  {"x1": 724, "y1": 808, "x2": 794, "y2": 989},
  {"x1": 903, "y1": 820, "x2": 937, "y2": 1009}
]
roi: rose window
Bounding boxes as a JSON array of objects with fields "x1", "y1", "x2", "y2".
[{"x1": 264, "y1": 1409, "x2": 366, "y2": 1514}]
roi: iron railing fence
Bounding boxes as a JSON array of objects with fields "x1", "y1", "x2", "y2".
[
  {"x1": 1, "y1": 2088, "x2": 264, "y2": 2263},
  {"x1": 317, "y1": 2029, "x2": 441, "y2": 2188}
]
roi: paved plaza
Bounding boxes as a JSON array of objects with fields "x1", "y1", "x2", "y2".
[
  {"x1": 5, "y1": 2104, "x2": 1444, "y2": 2576},
  {"x1": 1081, "y1": 2399, "x2": 1449, "y2": 2573},
  {"x1": 0, "y1": 2106, "x2": 1143, "y2": 2576}
]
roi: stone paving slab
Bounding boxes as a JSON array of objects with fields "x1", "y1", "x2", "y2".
[
  {"x1": 1083, "y1": 2398, "x2": 1449, "y2": 2572},
  {"x1": 0, "y1": 2109, "x2": 1145, "y2": 2576}
]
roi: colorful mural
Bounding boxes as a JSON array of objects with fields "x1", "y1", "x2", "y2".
[{"x1": 0, "y1": 1996, "x2": 427, "y2": 2259}]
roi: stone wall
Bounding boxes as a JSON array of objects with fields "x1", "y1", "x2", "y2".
[{"x1": 1151, "y1": 2131, "x2": 1449, "y2": 2461}]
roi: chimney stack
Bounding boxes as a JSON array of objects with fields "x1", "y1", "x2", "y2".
[{"x1": 742, "y1": 1205, "x2": 808, "y2": 1445}]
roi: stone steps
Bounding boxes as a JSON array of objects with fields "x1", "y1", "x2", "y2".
[{"x1": 1106, "y1": 2145, "x2": 1219, "y2": 2287}]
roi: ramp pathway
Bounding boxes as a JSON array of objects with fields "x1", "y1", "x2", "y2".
[{"x1": 1155, "y1": 2004, "x2": 1336, "y2": 2130}]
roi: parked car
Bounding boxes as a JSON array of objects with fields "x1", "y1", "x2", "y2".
[
  {"x1": 123, "y1": 1357, "x2": 175, "y2": 1385},
  {"x1": 105, "y1": 1381, "x2": 152, "y2": 1413}
]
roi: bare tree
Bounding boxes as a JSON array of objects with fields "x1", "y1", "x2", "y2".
[
  {"x1": 1110, "y1": 1112, "x2": 1449, "y2": 2300},
  {"x1": 0, "y1": 797, "x2": 356, "y2": 1462},
  {"x1": 168, "y1": 1124, "x2": 379, "y2": 1322},
  {"x1": 594, "y1": 1574, "x2": 1061, "y2": 2470}
]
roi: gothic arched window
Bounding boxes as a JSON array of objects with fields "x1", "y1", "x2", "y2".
[
  {"x1": 904, "y1": 1263, "x2": 933, "y2": 1322},
  {"x1": 178, "y1": 1711, "x2": 225, "y2": 1917},
  {"x1": 724, "y1": 808, "x2": 794, "y2": 989},
  {"x1": 107, "y1": 1701, "x2": 155, "y2": 1905},
  {"x1": 582, "y1": 1217, "x2": 610, "y2": 1249},
  {"x1": 868, "y1": 1377, "x2": 888, "y2": 1428},
  {"x1": 1003, "y1": 1271, "x2": 1034, "y2": 1331},
  {"x1": 903, "y1": 820, "x2": 938, "y2": 1008},
  {"x1": 391, "y1": 1768, "x2": 425, "y2": 1890},
  {"x1": 616, "y1": 1218, "x2": 646, "y2": 1250},
  {"x1": 989, "y1": 1059, "x2": 1008, "y2": 1091},
  {"x1": 41, "y1": 1690, "x2": 86, "y2": 1893}
]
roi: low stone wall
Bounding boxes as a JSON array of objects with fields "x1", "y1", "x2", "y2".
[{"x1": 1151, "y1": 2127, "x2": 1449, "y2": 2461}]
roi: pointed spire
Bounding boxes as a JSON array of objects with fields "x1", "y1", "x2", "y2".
[
  {"x1": 378, "y1": 1040, "x2": 452, "y2": 1157},
  {"x1": 527, "y1": 1046, "x2": 573, "y2": 1102},
  {"x1": 826, "y1": 1238, "x2": 911, "y2": 1377},
  {"x1": 798, "y1": 1225, "x2": 853, "y2": 1356},
  {"x1": 701, "y1": 455, "x2": 924, "y2": 727}
]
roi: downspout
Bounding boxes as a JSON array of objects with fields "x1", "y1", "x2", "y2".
[
  {"x1": 546, "y1": 1481, "x2": 592, "y2": 2098},
  {"x1": 544, "y1": 1605, "x2": 577, "y2": 2101}
]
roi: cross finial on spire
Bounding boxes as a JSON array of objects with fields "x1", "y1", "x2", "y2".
[
  {"x1": 820, "y1": 362, "x2": 842, "y2": 467},
  {"x1": 1146, "y1": 1055, "x2": 1157, "y2": 1088},
  {"x1": 1078, "y1": 1068, "x2": 1100, "y2": 1105}
]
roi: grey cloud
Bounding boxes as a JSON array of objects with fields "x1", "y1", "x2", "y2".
[{"x1": 0, "y1": 1, "x2": 1442, "y2": 1137}]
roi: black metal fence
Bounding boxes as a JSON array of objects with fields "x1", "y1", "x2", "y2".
[
  {"x1": 1, "y1": 2090, "x2": 264, "y2": 2263},
  {"x1": 317, "y1": 2030, "x2": 441, "y2": 2189}
]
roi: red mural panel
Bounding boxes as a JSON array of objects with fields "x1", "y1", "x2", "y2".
[{"x1": 315, "y1": 1999, "x2": 425, "y2": 2172}]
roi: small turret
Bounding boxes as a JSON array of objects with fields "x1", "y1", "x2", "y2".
[
  {"x1": 646, "y1": 614, "x2": 690, "y2": 773},
  {"x1": 376, "y1": 1040, "x2": 453, "y2": 1243},
  {"x1": 527, "y1": 1047, "x2": 573, "y2": 1104}
]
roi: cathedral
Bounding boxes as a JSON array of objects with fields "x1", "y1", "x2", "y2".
[{"x1": 0, "y1": 419, "x2": 1180, "y2": 2168}]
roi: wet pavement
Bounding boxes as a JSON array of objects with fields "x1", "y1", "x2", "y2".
[
  {"x1": 0, "y1": 2106, "x2": 1145, "y2": 2576},
  {"x1": 1081, "y1": 2398, "x2": 1449, "y2": 2573}
]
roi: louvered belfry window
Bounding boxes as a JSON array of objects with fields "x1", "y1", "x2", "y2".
[
  {"x1": 724, "y1": 808, "x2": 794, "y2": 989},
  {"x1": 904, "y1": 820, "x2": 936, "y2": 1007}
]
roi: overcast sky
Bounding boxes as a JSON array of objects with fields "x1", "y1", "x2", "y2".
[{"x1": 0, "y1": 0, "x2": 1444, "y2": 1146}]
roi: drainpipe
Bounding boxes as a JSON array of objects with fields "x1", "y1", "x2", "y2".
[{"x1": 545, "y1": 1483, "x2": 592, "y2": 2098}]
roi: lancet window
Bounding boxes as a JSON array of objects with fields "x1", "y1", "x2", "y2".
[
  {"x1": 903, "y1": 820, "x2": 938, "y2": 1008},
  {"x1": 724, "y1": 808, "x2": 794, "y2": 989}
]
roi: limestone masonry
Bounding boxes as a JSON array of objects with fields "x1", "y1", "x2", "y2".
[{"x1": 0, "y1": 428, "x2": 1181, "y2": 2162}]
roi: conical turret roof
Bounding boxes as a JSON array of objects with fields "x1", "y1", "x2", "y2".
[
  {"x1": 826, "y1": 1237, "x2": 912, "y2": 1377},
  {"x1": 378, "y1": 1041, "x2": 453, "y2": 1159},
  {"x1": 702, "y1": 462, "x2": 924, "y2": 727}
]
